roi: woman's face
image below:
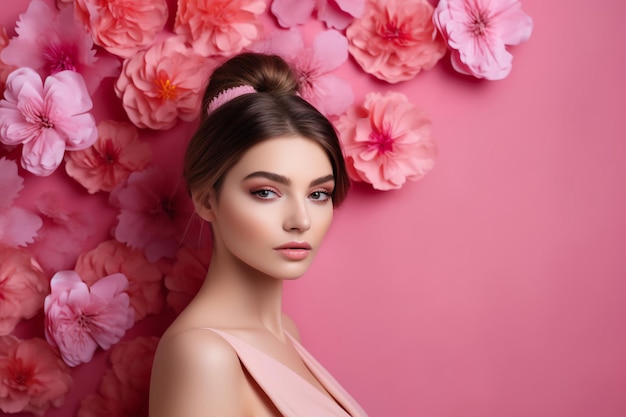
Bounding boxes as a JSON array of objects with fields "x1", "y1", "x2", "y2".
[{"x1": 205, "y1": 136, "x2": 335, "y2": 280}]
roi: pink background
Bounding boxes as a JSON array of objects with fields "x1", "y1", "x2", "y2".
[{"x1": 3, "y1": 0, "x2": 626, "y2": 416}]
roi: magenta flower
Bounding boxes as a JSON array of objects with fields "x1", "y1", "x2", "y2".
[
  {"x1": 434, "y1": 0, "x2": 533, "y2": 80},
  {"x1": 65, "y1": 120, "x2": 152, "y2": 194},
  {"x1": 0, "y1": 158, "x2": 42, "y2": 247},
  {"x1": 346, "y1": 0, "x2": 446, "y2": 84},
  {"x1": 0, "y1": 336, "x2": 72, "y2": 417},
  {"x1": 336, "y1": 91, "x2": 437, "y2": 190},
  {"x1": 44, "y1": 270, "x2": 134, "y2": 367},
  {"x1": 271, "y1": 0, "x2": 365, "y2": 30},
  {"x1": 0, "y1": 0, "x2": 119, "y2": 94},
  {"x1": 115, "y1": 37, "x2": 214, "y2": 130},
  {"x1": 109, "y1": 166, "x2": 194, "y2": 262},
  {"x1": 0, "y1": 245, "x2": 48, "y2": 336},
  {"x1": 28, "y1": 191, "x2": 93, "y2": 276},
  {"x1": 0, "y1": 68, "x2": 97, "y2": 176},
  {"x1": 253, "y1": 28, "x2": 353, "y2": 116}
]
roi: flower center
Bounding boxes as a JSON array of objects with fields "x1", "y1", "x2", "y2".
[
  {"x1": 78, "y1": 313, "x2": 92, "y2": 329},
  {"x1": 379, "y1": 19, "x2": 407, "y2": 42},
  {"x1": 38, "y1": 114, "x2": 54, "y2": 129},
  {"x1": 369, "y1": 127, "x2": 394, "y2": 154},
  {"x1": 99, "y1": 139, "x2": 120, "y2": 165},
  {"x1": 155, "y1": 78, "x2": 178, "y2": 101},
  {"x1": 471, "y1": 10, "x2": 489, "y2": 36},
  {"x1": 7, "y1": 359, "x2": 38, "y2": 390},
  {"x1": 43, "y1": 43, "x2": 78, "y2": 74}
]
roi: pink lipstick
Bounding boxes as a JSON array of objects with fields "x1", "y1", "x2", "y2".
[{"x1": 274, "y1": 242, "x2": 311, "y2": 260}]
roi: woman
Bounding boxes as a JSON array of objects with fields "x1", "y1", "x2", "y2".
[{"x1": 149, "y1": 53, "x2": 368, "y2": 417}]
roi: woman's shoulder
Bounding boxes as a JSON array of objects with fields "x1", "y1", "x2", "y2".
[{"x1": 150, "y1": 328, "x2": 247, "y2": 417}]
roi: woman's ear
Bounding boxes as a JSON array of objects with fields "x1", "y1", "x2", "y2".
[{"x1": 192, "y1": 190, "x2": 216, "y2": 223}]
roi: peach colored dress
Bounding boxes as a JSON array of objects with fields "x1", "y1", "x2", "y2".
[{"x1": 204, "y1": 328, "x2": 368, "y2": 417}]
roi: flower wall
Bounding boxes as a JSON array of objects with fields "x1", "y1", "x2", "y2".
[{"x1": 1, "y1": 0, "x2": 625, "y2": 417}]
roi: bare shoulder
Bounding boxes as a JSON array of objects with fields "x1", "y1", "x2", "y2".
[
  {"x1": 282, "y1": 313, "x2": 301, "y2": 342},
  {"x1": 150, "y1": 329, "x2": 246, "y2": 417}
]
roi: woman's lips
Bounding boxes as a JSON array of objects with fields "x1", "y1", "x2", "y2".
[{"x1": 274, "y1": 242, "x2": 311, "y2": 260}]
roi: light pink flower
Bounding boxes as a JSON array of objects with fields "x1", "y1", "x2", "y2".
[
  {"x1": 0, "y1": 158, "x2": 42, "y2": 247},
  {"x1": 0, "y1": 246, "x2": 48, "y2": 336},
  {"x1": 77, "y1": 336, "x2": 158, "y2": 417},
  {"x1": 253, "y1": 28, "x2": 353, "y2": 116},
  {"x1": 0, "y1": 27, "x2": 17, "y2": 97},
  {"x1": 44, "y1": 270, "x2": 134, "y2": 367},
  {"x1": 74, "y1": 0, "x2": 168, "y2": 59},
  {"x1": 175, "y1": 0, "x2": 266, "y2": 57},
  {"x1": 115, "y1": 37, "x2": 214, "y2": 130},
  {"x1": 0, "y1": 0, "x2": 120, "y2": 95},
  {"x1": 336, "y1": 91, "x2": 437, "y2": 190},
  {"x1": 109, "y1": 166, "x2": 194, "y2": 262},
  {"x1": 75, "y1": 240, "x2": 164, "y2": 322},
  {"x1": 28, "y1": 191, "x2": 93, "y2": 276},
  {"x1": 271, "y1": 0, "x2": 365, "y2": 30},
  {"x1": 434, "y1": 0, "x2": 533, "y2": 80},
  {"x1": 0, "y1": 67, "x2": 97, "y2": 176},
  {"x1": 0, "y1": 336, "x2": 72, "y2": 416},
  {"x1": 65, "y1": 120, "x2": 152, "y2": 194},
  {"x1": 164, "y1": 245, "x2": 211, "y2": 313},
  {"x1": 346, "y1": 0, "x2": 446, "y2": 84}
]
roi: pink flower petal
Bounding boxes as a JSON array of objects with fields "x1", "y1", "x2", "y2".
[
  {"x1": 313, "y1": 29, "x2": 348, "y2": 71},
  {"x1": 271, "y1": 0, "x2": 315, "y2": 27}
]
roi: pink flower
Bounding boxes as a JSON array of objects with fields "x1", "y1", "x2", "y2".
[
  {"x1": 75, "y1": 240, "x2": 164, "y2": 322},
  {"x1": 175, "y1": 0, "x2": 266, "y2": 57},
  {"x1": 109, "y1": 166, "x2": 194, "y2": 262},
  {"x1": 78, "y1": 336, "x2": 158, "y2": 417},
  {"x1": 164, "y1": 245, "x2": 211, "y2": 313},
  {"x1": 0, "y1": 336, "x2": 72, "y2": 416},
  {"x1": 65, "y1": 120, "x2": 152, "y2": 194},
  {"x1": 28, "y1": 191, "x2": 93, "y2": 276},
  {"x1": 44, "y1": 270, "x2": 134, "y2": 367},
  {"x1": 253, "y1": 28, "x2": 353, "y2": 116},
  {"x1": 434, "y1": 0, "x2": 533, "y2": 80},
  {"x1": 336, "y1": 91, "x2": 437, "y2": 190},
  {"x1": 0, "y1": 0, "x2": 120, "y2": 94},
  {"x1": 0, "y1": 246, "x2": 48, "y2": 336},
  {"x1": 0, "y1": 158, "x2": 42, "y2": 247},
  {"x1": 0, "y1": 27, "x2": 17, "y2": 97},
  {"x1": 271, "y1": 0, "x2": 365, "y2": 30},
  {"x1": 0, "y1": 67, "x2": 97, "y2": 176},
  {"x1": 115, "y1": 37, "x2": 214, "y2": 130},
  {"x1": 74, "y1": 0, "x2": 169, "y2": 59},
  {"x1": 346, "y1": 0, "x2": 446, "y2": 83}
]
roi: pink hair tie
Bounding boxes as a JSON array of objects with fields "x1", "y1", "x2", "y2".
[{"x1": 207, "y1": 85, "x2": 256, "y2": 114}]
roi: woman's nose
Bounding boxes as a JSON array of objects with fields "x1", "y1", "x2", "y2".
[{"x1": 283, "y1": 199, "x2": 311, "y2": 232}]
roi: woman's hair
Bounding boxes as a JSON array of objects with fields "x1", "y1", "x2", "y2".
[{"x1": 183, "y1": 52, "x2": 350, "y2": 207}]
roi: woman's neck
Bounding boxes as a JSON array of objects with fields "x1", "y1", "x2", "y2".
[{"x1": 195, "y1": 250, "x2": 286, "y2": 338}]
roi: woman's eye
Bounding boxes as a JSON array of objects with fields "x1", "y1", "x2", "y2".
[
  {"x1": 310, "y1": 190, "x2": 332, "y2": 202},
  {"x1": 251, "y1": 188, "x2": 279, "y2": 199}
]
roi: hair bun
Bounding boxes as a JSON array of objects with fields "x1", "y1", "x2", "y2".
[{"x1": 203, "y1": 53, "x2": 299, "y2": 112}]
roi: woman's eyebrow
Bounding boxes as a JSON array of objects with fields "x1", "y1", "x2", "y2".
[
  {"x1": 310, "y1": 174, "x2": 335, "y2": 187},
  {"x1": 243, "y1": 171, "x2": 334, "y2": 187},
  {"x1": 244, "y1": 171, "x2": 290, "y2": 184}
]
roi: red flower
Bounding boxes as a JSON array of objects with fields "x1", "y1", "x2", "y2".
[
  {"x1": 65, "y1": 120, "x2": 152, "y2": 193},
  {"x1": 0, "y1": 245, "x2": 48, "y2": 336},
  {"x1": 346, "y1": 0, "x2": 446, "y2": 83},
  {"x1": 0, "y1": 336, "x2": 72, "y2": 416},
  {"x1": 164, "y1": 245, "x2": 211, "y2": 313},
  {"x1": 75, "y1": 240, "x2": 164, "y2": 322}
]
